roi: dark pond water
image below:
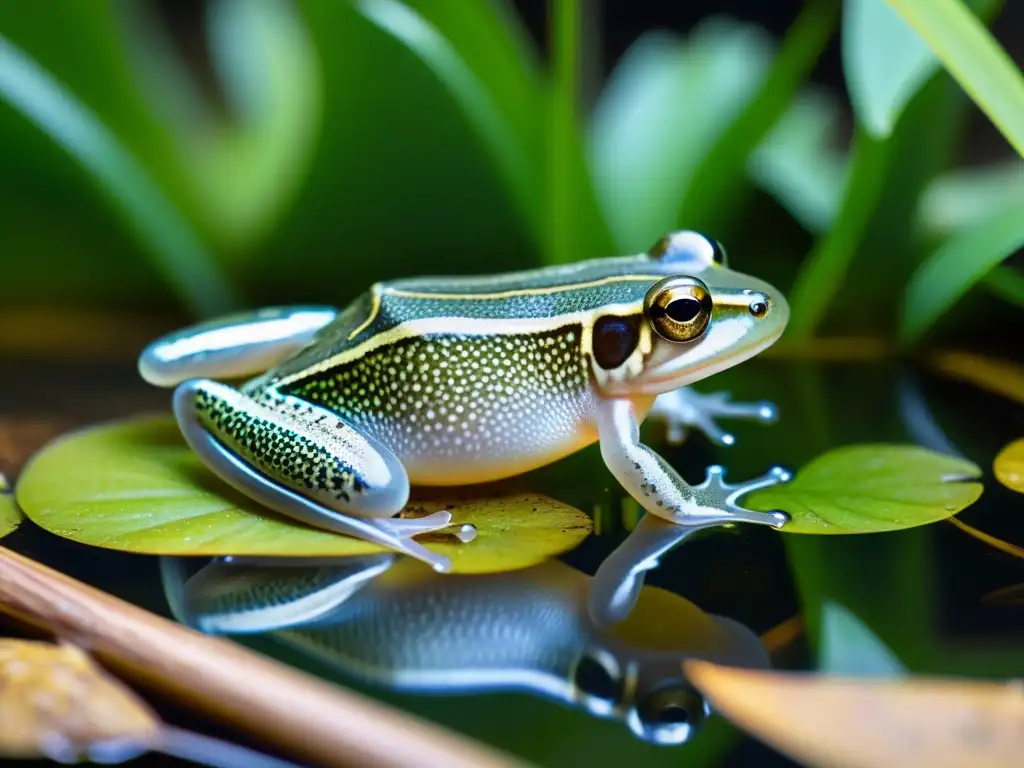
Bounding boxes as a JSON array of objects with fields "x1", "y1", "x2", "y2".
[{"x1": 2, "y1": 355, "x2": 1023, "y2": 767}]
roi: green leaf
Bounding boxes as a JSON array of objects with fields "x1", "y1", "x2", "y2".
[
  {"x1": 15, "y1": 417, "x2": 591, "y2": 574},
  {"x1": 842, "y1": 0, "x2": 941, "y2": 137},
  {"x1": 545, "y1": 0, "x2": 614, "y2": 263},
  {"x1": 898, "y1": 206, "x2": 1024, "y2": 343},
  {"x1": 746, "y1": 444, "x2": 983, "y2": 533},
  {"x1": 749, "y1": 87, "x2": 848, "y2": 234},
  {"x1": 819, "y1": 601, "x2": 906, "y2": 676},
  {"x1": 0, "y1": 474, "x2": 21, "y2": 539},
  {"x1": 353, "y1": 0, "x2": 540, "y2": 251},
  {"x1": 590, "y1": 18, "x2": 774, "y2": 253},
  {"x1": 994, "y1": 438, "x2": 1024, "y2": 493},
  {"x1": 678, "y1": 0, "x2": 840, "y2": 233},
  {"x1": 785, "y1": 128, "x2": 891, "y2": 339},
  {"x1": 919, "y1": 161, "x2": 1024, "y2": 236},
  {"x1": 0, "y1": 32, "x2": 237, "y2": 316},
  {"x1": 124, "y1": 0, "x2": 323, "y2": 256},
  {"x1": 884, "y1": 0, "x2": 1024, "y2": 158}
]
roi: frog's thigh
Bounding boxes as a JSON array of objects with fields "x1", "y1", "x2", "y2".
[
  {"x1": 175, "y1": 379, "x2": 408, "y2": 517},
  {"x1": 172, "y1": 380, "x2": 454, "y2": 571},
  {"x1": 140, "y1": 306, "x2": 338, "y2": 387}
]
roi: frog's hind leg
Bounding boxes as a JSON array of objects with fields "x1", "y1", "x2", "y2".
[
  {"x1": 139, "y1": 306, "x2": 339, "y2": 387},
  {"x1": 647, "y1": 387, "x2": 777, "y2": 446},
  {"x1": 173, "y1": 379, "x2": 454, "y2": 572}
]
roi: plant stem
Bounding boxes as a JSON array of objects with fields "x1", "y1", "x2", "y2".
[
  {"x1": 677, "y1": 0, "x2": 841, "y2": 230},
  {"x1": 0, "y1": 546, "x2": 525, "y2": 768},
  {"x1": 786, "y1": 128, "x2": 890, "y2": 339},
  {"x1": 548, "y1": 0, "x2": 582, "y2": 264},
  {"x1": 884, "y1": 0, "x2": 1024, "y2": 158}
]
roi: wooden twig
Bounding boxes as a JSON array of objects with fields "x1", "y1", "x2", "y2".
[{"x1": 0, "y1": 546, "x2": 527, "y2": 768}]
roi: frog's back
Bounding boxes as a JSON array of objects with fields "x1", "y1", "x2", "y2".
[{"x1": 261, "y1": 253, "x2": 664, "y2": 380}]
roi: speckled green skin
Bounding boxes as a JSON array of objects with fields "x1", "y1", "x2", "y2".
[
  {"x1": 204, "y1": 253, "x2": 693, "y2": 487},
  {"x1": 184, "y1": 245, "x2": 772, "y2": 498}
]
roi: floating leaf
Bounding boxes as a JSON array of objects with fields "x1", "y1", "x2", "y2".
[
  {"x1": 15, "y1": 417, "x2": 591, "y2": 574},
  {"x1": 0, "y1": 474, "x2": 21, "y2": 539},
  {"x1": 745, "y1": 444, "x2": 982, "y2": 534},
  {"x1": 994, "y1": 439, "x2": 1024, "y2": 493},
  {"x1": 685, "y1": 660, "x2": 1024, "y2": 768},
  {"x1": 0, "y1": 640, "x2": 159, "y2": 761}
]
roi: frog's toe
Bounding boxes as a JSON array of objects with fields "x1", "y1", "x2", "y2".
[
  {"x1": 649, "y1": 389, "x2": 779, "y2": 447},
  {"x1": 692, "y1": 464, "x2": 791, "y2": 529}
]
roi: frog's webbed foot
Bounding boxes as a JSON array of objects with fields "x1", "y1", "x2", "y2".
[
  {"x1": 173, "y1": 380, "x2": 455, "y2": 573},
  {"x1": 692, "y1": 465, "x2": 791, "y2": 528},
  {"x1": 597, "y1": 397, "x2": 790, "y2": 529},
  {"x1": 648, "y1": 388, "x2": 777, "y2": 446}
]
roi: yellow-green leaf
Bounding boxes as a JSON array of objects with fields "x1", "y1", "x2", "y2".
[
  {"x1": 685, "y1": 660, "x2": 1024, "y2": 768},
  {"x1": 0, "y1": 640, "x2": 160, "y2": 761},
  {"x1": 0, "y1": 474, "x2": 20, "y2": 539},
  {"x1": 994, "y1": 438, "x2": 1024, "y2": 493},
  {"x1": 15, "y1": 417, "x2": 591, "y2": 574},
  {"x1": 746, "y1": 444, "x2": 982, "y2": 534}
]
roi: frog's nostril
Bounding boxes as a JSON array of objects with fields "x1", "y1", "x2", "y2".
[{"x1": 748, "y1": 297, "x2": 768, "y2": 317}]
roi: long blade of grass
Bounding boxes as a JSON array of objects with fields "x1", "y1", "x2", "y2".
[
  {"x1": 786, "y1": 129, "x2": 891, "y2": 339},
  {"x1": 0, "y1": 33, "x2": 237, "y2": 316},
  {"x1": 677, "y1": 0, "x2": 840, "y2": 231},
  {"x1": 883, "y1": 0, "x2": 1024, "y2": 158},
  {"x1": 898, "y1": 206, "x2": 1024, "y2": 343},
  {"x1": 548, "y1": 0, "x2": 580, "y2": 265},
  {"x1": 354, "y1": 0, "x2": 540, "y2": 251}
]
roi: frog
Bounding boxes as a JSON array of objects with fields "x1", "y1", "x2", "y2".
[{"x1": 139, "y1": 231, "x2": 791, "y2": 573}]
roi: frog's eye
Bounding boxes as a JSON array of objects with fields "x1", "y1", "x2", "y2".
[
  {"x1": 593, "y1": 315, "x2": 641, "y2": 369},
  {"x1": 648, "y1": 231, "x2": 727, "y2": 268},
  {"x1": 644, "y1": 276, "x2": 713, "y2": 343}
]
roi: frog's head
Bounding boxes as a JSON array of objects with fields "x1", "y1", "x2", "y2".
[{"x1": 593, "y1": 231, "x2": 788, "y2": 397}]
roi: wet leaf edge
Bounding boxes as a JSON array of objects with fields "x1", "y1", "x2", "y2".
[
  {"x1": 746, "y1": 444, "x2": 984, "y2": 534},
  {"x1": 14, "y1": 416, "x2": 592, "y2": 573}
]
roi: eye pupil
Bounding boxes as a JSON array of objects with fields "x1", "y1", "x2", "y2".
[{"x1": 665, "y1": 298, "x2": 701, "y2": 323}]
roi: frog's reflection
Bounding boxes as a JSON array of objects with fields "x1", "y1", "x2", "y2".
[{"x1": 161, "y1": 551, "x2": 770, "y2": 746}]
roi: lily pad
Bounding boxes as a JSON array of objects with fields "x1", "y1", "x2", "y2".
[
  {"x1": 745, "y1": 444, "x2": 982, "y2": 534},
  {"x1": 0, "y1": 474, "x2": 20, "y2": 539},
  {"x1": 994, "y1": 438, "x2": 1024, "y2": 493},
  {"x1": 15, "y1": 417, "x2": 591, "y2": 574}
]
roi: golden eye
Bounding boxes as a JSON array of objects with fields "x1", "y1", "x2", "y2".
[{"x1": 644, "y1": 276, "x2": 712, "y2": 342}]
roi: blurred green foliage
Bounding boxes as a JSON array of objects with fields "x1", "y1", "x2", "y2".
[{"x1": 0, "y1": 0, "x2": 1021, "y2": 341}]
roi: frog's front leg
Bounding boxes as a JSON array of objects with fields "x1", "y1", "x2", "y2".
[
  {"x1": 647, "y1": 387, "x2": 777, "y2": 446},
  {"x1": 173, "y1": 379, "x2": 455, "y2": 572},
  {"x1": 595, "y1": 397, "x2": 790, "y2": 528}
]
